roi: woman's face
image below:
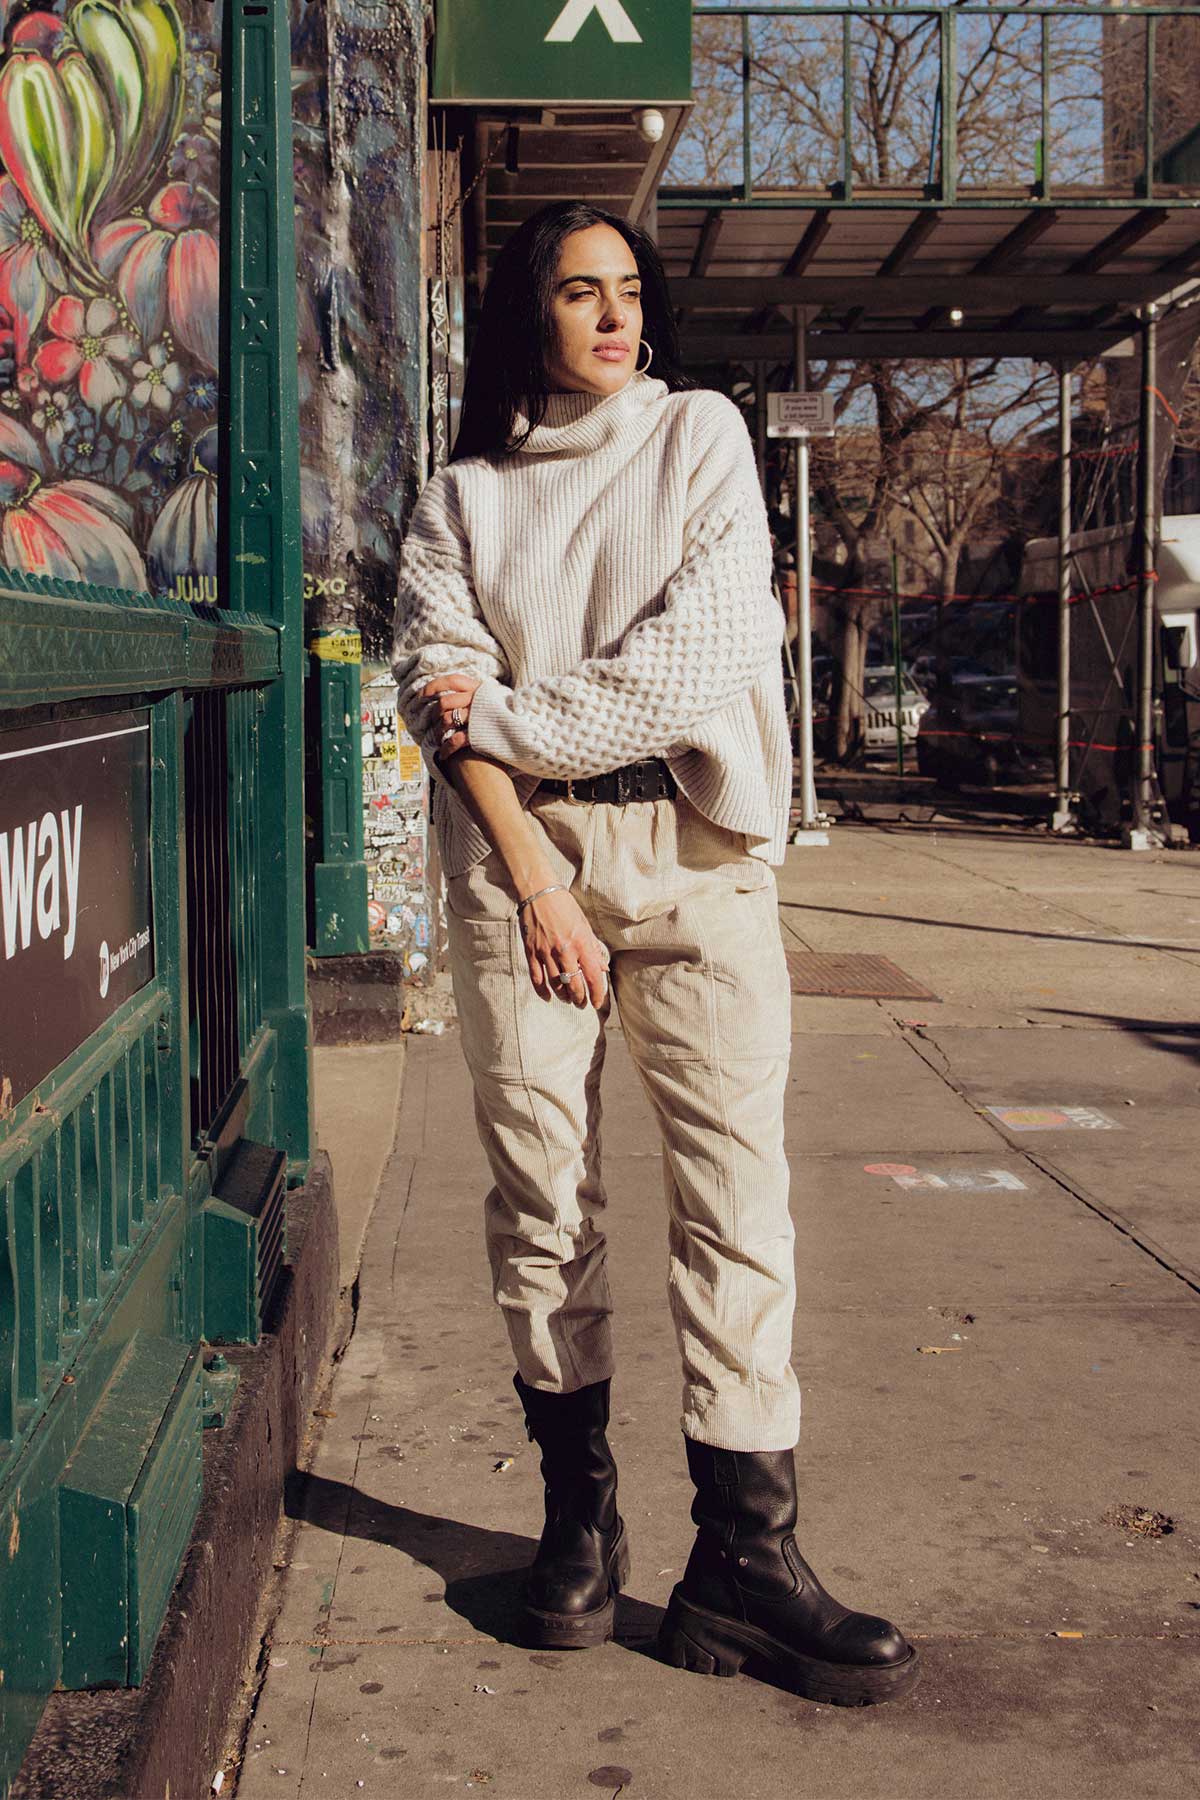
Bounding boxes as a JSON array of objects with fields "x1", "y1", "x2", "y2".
[{"x1": 544, "y1": 224, "x2": 644, "y2": 396}]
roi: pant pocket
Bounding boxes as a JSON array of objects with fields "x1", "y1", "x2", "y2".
[
  {"x1": 446, "y1": 911, "x2": 527, "y2": 1078},
  {"x1": 445, "y1": 846, "x2": 519, "y2": 925},
  {"x1": 675, "y1": 793, "x2": 774, "y2": 893}
]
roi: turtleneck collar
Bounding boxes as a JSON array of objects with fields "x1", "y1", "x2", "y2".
[{"x1": 510, "y1": 372, "x2": 669, "y2": 457}]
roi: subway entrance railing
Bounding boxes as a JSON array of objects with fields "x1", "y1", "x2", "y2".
[{"x1": 0, "y1": 0, "x2": 309, "y2": 1786}]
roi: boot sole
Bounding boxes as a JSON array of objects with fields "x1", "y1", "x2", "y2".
[
  {"x1": 524, "y1": 1527, "x2": 631, "y2": 1650},
  {"x1": 657, "y1": 1590, "x2": 921, "y2": 1707}
]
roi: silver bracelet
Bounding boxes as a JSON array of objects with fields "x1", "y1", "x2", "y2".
[{"x1": 517, "y1": 882, "x2": 566, "y2": 914}]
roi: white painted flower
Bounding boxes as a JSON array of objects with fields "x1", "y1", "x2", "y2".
[
  {"x1": 31, "y1": 388, "x2": 77, "y2": 457},
  {"x1": 131, "y1": 341, "x2": 185, "y2": 413}
]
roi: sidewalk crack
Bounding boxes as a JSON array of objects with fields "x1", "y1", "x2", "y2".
[{"x1": 899, "y1": 1025, "x2": 1200, "y2": 1301}]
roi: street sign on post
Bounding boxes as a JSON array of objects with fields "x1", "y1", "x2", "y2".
[
  {"x1": 768, "y1": 391, "x2": 836, "y2": 438},
  {"x1": 431, "y1": 0, "x2": 692, "y2": 103}
]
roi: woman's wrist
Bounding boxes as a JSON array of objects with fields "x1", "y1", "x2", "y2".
[{"x1": 508, "y1": 852, "x2": 557, "y2": 900}]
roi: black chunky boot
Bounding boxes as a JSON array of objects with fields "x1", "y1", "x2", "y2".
[
  {"x1": 514, "y1": 1373, "x2": 630, "y2": 1649},
  {"x1": 658, "y1": 1440, "x2": 920, "y2": 1706}
]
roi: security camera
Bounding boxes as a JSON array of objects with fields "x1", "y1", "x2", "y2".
[{"x1": 636, "y1": 107, "x2": 666, "y2": 144}]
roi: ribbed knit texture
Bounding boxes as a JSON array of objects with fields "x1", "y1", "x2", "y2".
[{"x1": 391, "y1": 374, "x2": 791, "y2": 876}]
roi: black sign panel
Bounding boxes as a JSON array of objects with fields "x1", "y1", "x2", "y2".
[{"x1": 1, "y1": 710, "x2": 154, "y2": 1110}]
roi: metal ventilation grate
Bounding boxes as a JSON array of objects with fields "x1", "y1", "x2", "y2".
[
  {"x1": 185, "y1": 688, "x2": 238, "y2": 1139},
  {"x1": 213, "y1": 1136, "x2": 288, "y2": 1329},
  {"x1": 785, "y1": 951, "x2": 938, "y2": 1001}
]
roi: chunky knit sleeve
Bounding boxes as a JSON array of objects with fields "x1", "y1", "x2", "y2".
[
  {"x1": 466, "y1": 394, "x2": 782, "y2": 778},
  {"x1": 391, "y1": 468, "x2": 512, "y2": 782}
]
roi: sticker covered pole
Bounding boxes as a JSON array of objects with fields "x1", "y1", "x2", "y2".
[
  {"x1": 1052, "y1": 362, "x2": 1075, "y2": 832},
  {"x1": 1131, "y1": 303, "x2": 1161, "y2": 847},
  {"x1": 793, "y1": 305, "x2": 819, "y2": 832}
]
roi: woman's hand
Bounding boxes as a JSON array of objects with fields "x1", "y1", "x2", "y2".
[
  {"x1": 520, "y1": 886, "x2": 610, "y2": 1009},
  {"x1": 423, "y1": 672, "x2": 481, "y2": 760}
]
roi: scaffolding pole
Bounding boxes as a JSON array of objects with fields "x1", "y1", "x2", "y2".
[
  {"x1": 1131, "y1": 304, "x2": 1161, "y2": 846},
  {"x1": 1052, "y1": 363, "x2": 1075, "y2": 831},
  {"x1": 754, "y1": 361, "x2": 767, "y2": 487},
  {"x1": 792, "y1": 305, "x2": 823, "y2": 838}
]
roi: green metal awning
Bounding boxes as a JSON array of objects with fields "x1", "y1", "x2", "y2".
[{"x1": 657, "y1": 203, "x2": 1200, "y2": 364}]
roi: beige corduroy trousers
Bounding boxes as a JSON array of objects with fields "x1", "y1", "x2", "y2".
[{"x1": 444, "y1": 789, "x2": 800, "y2": 1451}]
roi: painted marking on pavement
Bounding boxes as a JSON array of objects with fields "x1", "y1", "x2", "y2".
[
  {"x1": 864, "y1": 1162, "x2": 1027, "y2": 1192},
  {"x1": 985, "y1": 1104, "x2": 1118, "y2": 1132}
]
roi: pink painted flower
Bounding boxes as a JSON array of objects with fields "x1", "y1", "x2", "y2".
[
  {"x1": 95, "y1": 183, "x2": 217, "y2": 372},
  {"x1": 130, "y1": 341, "x2": 184, "y2": 414},
  {"x1": 0, "y1": 456, "x2": 147, "y2": 589},
  {"x1": 32, "y1": 296, "x2": 137, "y2": 409},
  {"x1": 0, "y1": 175, "x2": 67, "y2": 363}
]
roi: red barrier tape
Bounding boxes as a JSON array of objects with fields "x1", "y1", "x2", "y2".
[
  {"x1": 809, "y1": 575, "x2": 1155, "y2": 608},
  {"x1": 857, "y1": 730, "x2": 1151, "y2": 753}
]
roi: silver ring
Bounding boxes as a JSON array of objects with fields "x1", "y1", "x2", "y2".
[
  {"x1": 450, "y1": 706, "x2": 466, "y2": 729},
  {"x1": 555, "y1": 968, "x2": 582, "y2": 984}
]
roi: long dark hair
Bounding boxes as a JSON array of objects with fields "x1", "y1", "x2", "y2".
[{"x1": 450, "y1": 201, "x2": 692, "y2": 462}]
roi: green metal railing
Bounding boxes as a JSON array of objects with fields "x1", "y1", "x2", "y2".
[
  {"x1": 0, "y1": 992, "x2": 171, "y2": 1445},
  {"x1": 667, "y1": 5, "x2": 1200, "y2": 208},
  {"x1": 0, "y1": 0, "x2": 309, "y2": 1784}
]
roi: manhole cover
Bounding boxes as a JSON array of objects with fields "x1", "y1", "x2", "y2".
[{"x1": 785, "y1": 952, "x2": 938, "y2": 1001}]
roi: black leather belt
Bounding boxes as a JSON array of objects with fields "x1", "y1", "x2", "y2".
[{"x1": 536, "y1": 758, "x2": 678, "y2": 805}]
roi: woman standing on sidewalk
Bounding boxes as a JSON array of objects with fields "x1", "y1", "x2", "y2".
[{"x1": 392, "y1": 201, "x2": 918, "y2": 1706}]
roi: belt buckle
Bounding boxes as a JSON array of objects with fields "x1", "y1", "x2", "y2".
[{"x1": 564, "y1": 776, "x2": 581, "y2": 804}]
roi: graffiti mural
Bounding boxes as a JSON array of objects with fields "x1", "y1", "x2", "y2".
[
  {"x1": 0, "y1": 0, "x2": 434, "y2": 953},
  {"x1": 0, "y1": 0, "x2": 219, "y2": 593},
  {"x1": 289, "y1": 0, "x2": 424, "y2": 657},
  {"x1": 0, "y1": 0, "x2": 424, "y2": 622}
]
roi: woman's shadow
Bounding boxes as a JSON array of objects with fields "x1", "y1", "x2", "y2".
[{"x1": 284, "y1": 1469, "x2": 664, "y2": 1655}]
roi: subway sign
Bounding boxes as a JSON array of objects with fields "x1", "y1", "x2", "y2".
[
  {"x1": 0, "y1": 710, "x2": 153, "y2": 1110},
  {"x1": 432, "y1": 0, "x2": 693, "y2": 104}
]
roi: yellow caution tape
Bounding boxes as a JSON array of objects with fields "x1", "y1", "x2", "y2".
[{"x1": 310, "y1": 629, "x2": 362, "y2": 665}]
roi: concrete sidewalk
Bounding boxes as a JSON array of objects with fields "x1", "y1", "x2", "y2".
[{"x1": 233, "y1": 820, "x2": 1200, "y2": 1800}]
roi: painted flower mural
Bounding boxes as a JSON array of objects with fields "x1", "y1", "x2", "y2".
[
  {"x1": 146, "y1": 416, "x2": 211, "y2": 591},
  {"x1": 0, "y1": 410, "x2": 145, "y2": 584},
  {"x1": 0, "y1": 175, "x2": 67, "y2": 361},
  {"x1": 34, "y1": 293, "x2": 135, "y2": 405},
  {"x1": 0, "y1": 0, "x2": 218, "y2": 594}
]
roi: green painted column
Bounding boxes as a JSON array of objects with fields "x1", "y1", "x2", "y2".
[
  {"x1": 309, "y1": 629, "x2": 370, "y2": 955},
  {"x1": 219, "y1": 0, "x2": 312, "y2": 1172}
]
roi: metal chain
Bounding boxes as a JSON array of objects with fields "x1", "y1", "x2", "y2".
[{"x1": 444, "y1": 127, "x2": 511, "y2": 227}]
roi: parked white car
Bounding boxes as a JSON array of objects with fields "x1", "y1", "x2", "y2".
[{"x1": 861, "y1": 667, "x2": 930, "y2": 757}]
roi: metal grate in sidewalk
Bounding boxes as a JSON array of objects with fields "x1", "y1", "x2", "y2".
[{"x1": 785, "y1": 951, "x2": 939, "y2": 1001}]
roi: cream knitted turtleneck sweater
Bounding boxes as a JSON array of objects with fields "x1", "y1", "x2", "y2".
[{"x1": 391, "y1": 374, "x2": 792, "y2": 877}]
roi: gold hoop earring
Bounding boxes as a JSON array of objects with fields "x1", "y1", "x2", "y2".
[{"x1": 636, "y1": 339, "x2": 653, "y2": 374}]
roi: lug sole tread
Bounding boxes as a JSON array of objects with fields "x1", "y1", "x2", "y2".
[
  {"x1": 523, "y1": 1523, "x2": 630, "y2": 1650},
  {"x1": 658, "y1": 1593, "x2": 921, "y2": 1707}
]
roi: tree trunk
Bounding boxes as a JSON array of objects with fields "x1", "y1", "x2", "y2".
[
  {"x1": 940, "y1": 543, "x2": 962, "y2": 604},
  {"x1": 836, "y1": 600, "x2": 870, "y2": 760}
]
